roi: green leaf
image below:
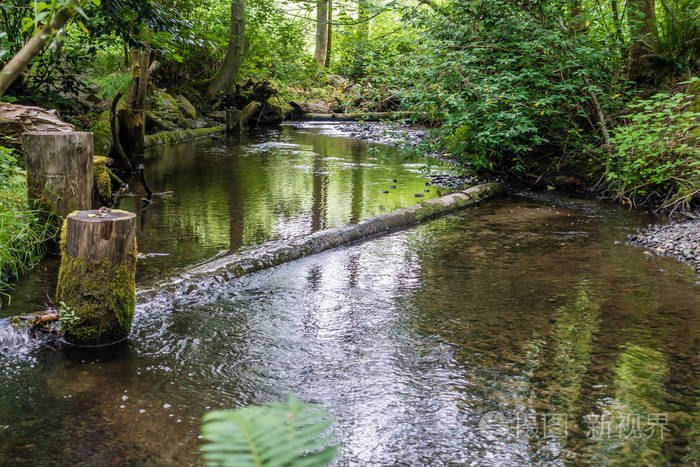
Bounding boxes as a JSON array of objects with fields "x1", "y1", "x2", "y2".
[{"x1": 201, "y1": 394, "x2": 338, "y2": 467}]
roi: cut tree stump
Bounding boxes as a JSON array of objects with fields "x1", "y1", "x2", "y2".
[
  {"x1": 22, "y1": 131, "x2": 93, "y2": 220},
  {"x1": 56, "y1": 209, "x2": 137, "y2": 346}
]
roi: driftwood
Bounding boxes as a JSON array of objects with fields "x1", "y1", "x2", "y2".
[
  {"x1": 226, "y1": 101, "x2": 262, "y2": 134},
  {"x1": 0, "y1": 103, "x2": 74, "y2": 147}
]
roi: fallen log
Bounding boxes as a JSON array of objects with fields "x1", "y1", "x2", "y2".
[
  {"x1": 141, "y1": 182, "x2": 504, "y2": 303},
  {"x1": 144, "y1": 126, "x2": 224, "y2": 148},
  {"x1": 0, "y1": 103, "x2": 74, "y2": 148}
]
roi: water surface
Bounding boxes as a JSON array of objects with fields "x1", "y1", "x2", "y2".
[{"x1": 0, "y1": 124, "x2": 698, "y2": 465}]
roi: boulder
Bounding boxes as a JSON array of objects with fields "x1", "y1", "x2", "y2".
[
  {"x1": 176, "y1": 94, "x2": 197, "y2": 119},
  {"x1": 145, "y1": 110, "x2": 177, "y2": 133},
  {"x1": 327, "y1": 75, "x2": 349, "y2": 88},
  {"x1": 0, "y1": 103, "x2": 74, "y2": 148},
  {"x1": 154, "y1": 90, "x2": 186, "y2": 124},
  {"x1": 255, "y1": 102, "x2": 286, "y2": 124},
  {"x1": 210, "y1": 110, "x2": 227, "y2": 122},
  {"x1": 289, "y1": 100, "x2": 332, "y2": 115}
]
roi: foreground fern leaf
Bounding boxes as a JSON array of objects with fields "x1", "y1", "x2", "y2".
[{"x1": 201, "y1": 394, "x2": 338, "y2": 467}]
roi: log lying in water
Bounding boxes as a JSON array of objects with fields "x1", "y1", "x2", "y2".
[
  {"x1": 144, "y1": 126, "x2": 224, "y2": 148},
  {"x1": 150, "y1": 182, "x2": 503, "y2": 301},
  {"x1": 301, "y1": 111, "x2": 420, "y2": 121}
]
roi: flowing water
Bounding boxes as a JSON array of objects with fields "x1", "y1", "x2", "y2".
[{"x1": 0, "y1": 123, "x2": 698, "y2": 465}]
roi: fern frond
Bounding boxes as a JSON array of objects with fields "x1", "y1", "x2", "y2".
[{"x1": 201, "y1": 394, "x2": 338, "y2": 467}]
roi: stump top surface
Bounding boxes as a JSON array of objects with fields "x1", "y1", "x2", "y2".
[
  {"x1": 69, "y1": 209, "x2": 136, "y2": 223},
  {"x1": 23, "y1": 131, "x2": 93, "y2": 136}
]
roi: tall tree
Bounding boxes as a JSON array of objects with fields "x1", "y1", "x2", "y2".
[
  {"x1": 627, "y1": 0, "x2": 659, "y2": 81},
  {"x1": 324, "y1": 0, "x2": 333, "y2": 68},
  {"x1": 314, "y1": 0, "x2": 329, "y2": 65},
  {"x1": 208, "y1": 0, "x2": 246, "y2": 101},
  {"x1": 351, "y1": 0, "x2": 370, "y2": 77}
]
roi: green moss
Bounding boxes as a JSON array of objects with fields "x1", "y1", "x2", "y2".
[
  {"x1": 92, "y1": 110, "x2": 113, "y2": 157},
  {"x1": 93, "y1": 157, "x2": 112, "y2": 199},
  {"x1": 56, "y1": 216, "x2": 137, "y2": 346},
  {"x1": 144, "y1": 126, "x2": 224, "y2": 148}
]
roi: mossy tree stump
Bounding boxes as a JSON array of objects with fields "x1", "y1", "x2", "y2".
[
  {"x1": 225, "y1": 101, "x2": 261, "y2": 134},
  {"x1": 57, "y1": 209, "x2": 137, "y2": 346},
  {"x1": 118, "y1": 109, "x2": 145, "y2": 162},
  {"x1": 22, "y1": 131, "x2": 93, "y2": 219}
]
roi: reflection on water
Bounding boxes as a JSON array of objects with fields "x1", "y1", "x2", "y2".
[
  {"x1": 0, "y1": 125, "x2": 699, "y2": 465},
  {"x1": 123, "y1": 124, "x2": 439, "y2": 280}
]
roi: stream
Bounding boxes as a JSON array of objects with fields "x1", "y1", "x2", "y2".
[{"x1": 0, "y1": 122, "x2": 698, "y2": 465}]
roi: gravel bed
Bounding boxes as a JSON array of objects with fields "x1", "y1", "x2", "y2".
[{"x1": 627, "y1": 219, "x2": 700, "y2": 275}]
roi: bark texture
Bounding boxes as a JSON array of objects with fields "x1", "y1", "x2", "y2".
[
  {"x1": 627, "y1": 0, "x2": 659, "y2": 81},
  {"x1": 314, "y1": 0, "x2": 329, "y2": 65},
  {"x1": 208, "y1": 0, "x2": 246, "y2": 100},
  {"x1": 22, "y1": 131, "x2": 93, "y2": 219}
]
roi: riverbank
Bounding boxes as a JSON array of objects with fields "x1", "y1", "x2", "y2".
[{"x1": 627, "y1": 218, "x2": 700, "y2": 276}]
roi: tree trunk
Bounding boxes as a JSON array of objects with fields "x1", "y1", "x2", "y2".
[
  {"x1": 126, "y1": 47, "x2": 150, "y2": 109},
  {"x1": 22, "y1": 131, "x2": 93, "y2": 220},
  {"x1": 118, "y1": 109, "x2": 146, "y2": 161},
  {"x1": 0, "y1": 7, "x2": 75, "y2": 97},
  {"x1": 208, "y1": 0, "x2": 246, "y2": 101},
  {"x1": 57, "y1": 209, "x2": 137, "y2": 346},
  {"x1": 352, "y1": 0, "x2": 370, "y2": 77},
  {"x1": 627, "y1": 0, "x2": 659, "y2": 81},
  {"x1": 135, "y1": 47, "x2": 151, "y2": 108},
  {"x1": 324, "y1": 0, "x2": 333, "y2": 68},
  {"x1": 314, "y1": 0, "x2": 329, "y2": 66},
  {"x1": 569, "y1": 0, "x2": 585, "y2": 31}
]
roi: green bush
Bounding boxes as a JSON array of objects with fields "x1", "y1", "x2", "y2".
[
  {"x1": 607, "y1": 83, "x2": 700, "y2": 207},
  {"x1": 0, "y1": 147, "x2": 51, "y2": 304}
]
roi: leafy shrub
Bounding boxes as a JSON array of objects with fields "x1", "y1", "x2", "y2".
[
  {"x1": 0, "y1": 147, "x2": 52, "y2": 305},
  {"x1": 607, "y1": 83, "x2": 700, "y2": 207},
  {"x1": 200, "y1": 394, "x2": 338, "y2": 467},
  {"x1": 384, "y1": 0, "x2": 620, "y2": 174}
]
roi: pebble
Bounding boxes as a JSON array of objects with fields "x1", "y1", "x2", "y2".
[{"x1": 627, "y1": 219, "x2": 700, "y2": 275}]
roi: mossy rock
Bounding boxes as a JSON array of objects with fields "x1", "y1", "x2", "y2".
[
  {"x1": 56, "y1": 216, "x2": 137, "y2": 346},
  {"x1": 176, "y1": 94, "x2": 197, "y2": 119},
  {"x1": 154, "y1": 90, "x2": 186, "y2": 124}
]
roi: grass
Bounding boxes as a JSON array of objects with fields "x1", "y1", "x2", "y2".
[
  {"x1": 0, "y1": 147, "x2": 52, "y2": 306},
  {"x1": 90, "y1": 71, "x2": 132, "y2": 100}
]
